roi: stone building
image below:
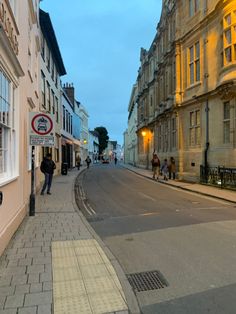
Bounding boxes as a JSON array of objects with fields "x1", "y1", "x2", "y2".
[{"x1": 135, "y1": 0, "x2": 236, "y2": 181}]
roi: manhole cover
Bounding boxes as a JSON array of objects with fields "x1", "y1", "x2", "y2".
[{"x1": 127, "y1": 270, "x2": 168, "y2": 292}]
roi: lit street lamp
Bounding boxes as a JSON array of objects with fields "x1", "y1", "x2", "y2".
[{"x1": 141, "y1": 130, "x2": 149, "y2": 170}]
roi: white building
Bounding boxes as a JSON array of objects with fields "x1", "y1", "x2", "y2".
[
  {"x1": 124, "y1": 83, "x2": 138, "y2": 166},
  {"x1": 88, "y1": 130, "x2": 99, "y2": 163},
  {"x1": 39, "y1": 9, "x2": 66, "y2": 174},
  {"x1": 78, "y1": 104, "x2": 89, "y2": 164}
]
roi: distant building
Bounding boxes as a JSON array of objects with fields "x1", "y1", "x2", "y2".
[
  {"x1": 78, "y1": 104, "x2": 89, "y2": 164},
  {"x1": 61, "y1": 86, "x2": 74, "y2": 168},
  {"x1": 88, "y1": 131, "x2": 99, "y2": 162},
  {"x1": 124, "y1": 83, "x2": 138, "y2": 166}
]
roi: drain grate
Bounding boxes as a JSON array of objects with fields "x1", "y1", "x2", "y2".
[{"x1": 127, "y1": 270, "x2": 168, "y2": 292}]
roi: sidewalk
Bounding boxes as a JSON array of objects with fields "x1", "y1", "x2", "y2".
[
  {"x1": 122, "y1": 164, "x2": 236, "y2": 204},
  {"x1": 0, "y1": 168, "x2": 138, "y2": 314}
]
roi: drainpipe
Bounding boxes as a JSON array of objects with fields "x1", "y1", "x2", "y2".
[
  {"x1": 204, "y1": 99, "x2": 209, "y2": 182},
  {"x1": 203, "y1": 0, "x2": 209, "y2": 182}
]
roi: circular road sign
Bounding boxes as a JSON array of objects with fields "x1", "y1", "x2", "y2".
[{"x1": 31, "y1": 113, "x2": 53, "y2": 136}]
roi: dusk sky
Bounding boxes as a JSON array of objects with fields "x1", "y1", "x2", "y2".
[{"x1": 40, "y1": 1, "x2": 162, "y2": 145}]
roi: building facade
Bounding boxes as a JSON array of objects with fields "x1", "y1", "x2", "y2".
[
  {"x1": 0, "y1": 0, "x2": 40, "y2": 255},
  {"x1": 134, "y1": 0, "x2": 236, "y2": 181},
  {"x1": 125, "y1": 83, "x2": 138, "y2": 166},
  {"x1": 39, "y1": 9, "x2": 66, "y2": 175},
  {"x1": 88, "y1": 130, "x2": 99, "y2": 163}
]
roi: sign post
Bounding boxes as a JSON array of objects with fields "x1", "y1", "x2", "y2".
[
  {"x1": 29, "y1": 113, "x2": 55, "y2": 216},
  {"x1": 29, "y1": 145, "x2": 35, "y2": 216}
]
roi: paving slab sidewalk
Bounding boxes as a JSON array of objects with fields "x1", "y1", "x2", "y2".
[
  {"x1": 123, "y1": 164, "x2": 236, "y2": 204},
  {"x1": 0, "y1": 168, "x2": 139, "y2": 314}
]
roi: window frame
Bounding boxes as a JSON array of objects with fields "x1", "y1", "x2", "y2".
[
  {"x1": 188, "y1": 41, "x2": 200, "y2": 85},
  {"x1": 189, "y1": 109, "x2": 201, "y2": 147}
]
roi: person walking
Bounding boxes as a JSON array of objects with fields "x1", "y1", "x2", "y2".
[
  {"x1": 40, "y1": 153, "x2": 56, "y2": 195},
  {"x1": 151, "y1": 153, "x2": 160, "y2": 180},
  {"x1": 85, "y1": 156, "x2": 91, "y2": 169},
  {"x1": 168, "y1": 156, "x2": 176, "y2": 180},
  {"x1": 76, "y1": 154, "x2": 81, "y2": 170},
  {"x1": 161, "y1": 159, "x2": 169, "y2": 181},
  {"x1": 114, "y1": 156, "x2": 118, "y2": 165}
]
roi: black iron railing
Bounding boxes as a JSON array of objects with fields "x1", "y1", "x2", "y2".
[{"x1": 200, "y1": 165, "x2": 236, "y2": 190}]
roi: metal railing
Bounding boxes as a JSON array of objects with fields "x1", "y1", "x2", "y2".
[{"x1": 200, "y1": 165, "x2": 236, "y2": 190}]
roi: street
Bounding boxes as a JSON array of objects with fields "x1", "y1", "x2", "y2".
[{"x1": 77, "y1": 163, "x2": 236, "y2": 314}]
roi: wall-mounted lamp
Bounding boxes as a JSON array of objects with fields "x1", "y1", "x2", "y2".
[
  {"x1": 83, "y1": 139, "x2": 87, "y2": 144},
  {"x1": 141, "y1": 131, "x2": 146, "y2": 137}
]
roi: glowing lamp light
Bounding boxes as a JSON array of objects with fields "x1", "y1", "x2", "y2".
[
  {"x1": 83, "y1": 139, "x2": 87, "y2": 144},
  {"x1": 141, "y1": 131, "x2": 146, "y2": 137}
]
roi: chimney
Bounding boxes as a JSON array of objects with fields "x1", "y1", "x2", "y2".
[{"x1": 64, "y1": 82, "x2": 75, "y2": 104}]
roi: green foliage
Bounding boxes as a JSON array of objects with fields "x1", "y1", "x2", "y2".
[{"x1": 94, "y1": 126, "x2": 109, "y2": 154}]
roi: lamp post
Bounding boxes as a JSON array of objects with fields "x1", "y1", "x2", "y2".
[{"x1": 141, "y1": 130, "x2": 149, "y2": 170}]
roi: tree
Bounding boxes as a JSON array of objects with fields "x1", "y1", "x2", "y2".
[{"x1": 94, "y1": 126, "x2": 109, "y2": 154}]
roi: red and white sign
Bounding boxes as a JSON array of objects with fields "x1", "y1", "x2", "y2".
[{"x1": 29, "y1": 112, "x2": 55, "y2": 146}]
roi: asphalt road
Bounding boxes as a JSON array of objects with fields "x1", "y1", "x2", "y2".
[{"x1": 77, "y1": 163, "x2": 236, "y2": 314}]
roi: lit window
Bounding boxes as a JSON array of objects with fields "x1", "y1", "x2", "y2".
[{"x1": 222, "y1": 12, "x2": 236, "y2": 65}]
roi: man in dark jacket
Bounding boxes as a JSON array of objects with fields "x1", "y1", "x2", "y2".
[{"x1": 40, "y1": 153, "x2": 56, "y2": 195}]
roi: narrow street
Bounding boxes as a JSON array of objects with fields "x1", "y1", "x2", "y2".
[{"x1": 77, "y1": 164, "x2": 236, "y2": 314}]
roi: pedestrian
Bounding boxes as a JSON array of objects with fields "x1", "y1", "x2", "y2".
[
  {"x1": 151, "y1": 153, "x2": 160, "y2": 180},
  {"x1": 114, "y1": 156, "x2": 118, "y2": 165},
  {"x1": 76, "y1": 154, "x2": 81, "y2": 170},
  {"x1": 85, "y1": 156, "x2": 91, "y2": 168},
  {"x1": 168, "y1": 156, "x2": 176, "y2": 180},
  {"x1": 161, "y1": 159, "x2": 169, "y2": 181},
  {"x1": 40, "y1": 153, "x2": 56, "y2": 195}
]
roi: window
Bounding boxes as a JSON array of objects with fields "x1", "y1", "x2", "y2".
[
  {"x1": 223, "y1": 12, "x2": 236, "y2": 65},
  {"x1": 46, "y1": 44, "x2": 50, "y2": 71},
  {"x1": 189, "y1": 41, "x2": 200, "y2": 85},
  {"x1": 41, "y1": 34, "x2": 45, "y2": 60},
  {"x1": 9, "y1": 0, "x2": 16, "y2": 15},
  {"x1": 51, "y1": 90, "x2": 55, "y2": 115},
  {"x1": 46, "y1": 82, "x2": 50, "y2": 112},
  {"x1": 41, "y1": 71, "x2": 46, "y2": 108},
  {"x1": 189, "y1": 109, "x2": 200, "y2": 146},
  {"x1": 63, "y1": 106, "x2": 65, "y2": 130},
  {"x1": 51, "y1": 62, "x2": 55, "y2": 81},
  {"x1": 0, "y1": 70, "x2": 17, "y2": 180},
  {"x1": 223, "y1": 101, "x2": 230, "y2": 143},
  {"x1": 189, "y1": 0, "x2": 199, "y2": 17},
  {"x1": 55, "y1": 97, "x2": 59, "y2": 123}
]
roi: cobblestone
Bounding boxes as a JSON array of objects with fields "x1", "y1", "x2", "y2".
[
  {"x1": 30, "y1": 283, "x2": 42, "y2": 293},
  {"x1": 18, "y1": 307, "x2": 37, "y2": 314},
  {"x1": 5, "y1": 295, "x2": 24, "y2": 308},
  {"x1": 24, "y1": 291, "x2": 52, "y2": 306}
]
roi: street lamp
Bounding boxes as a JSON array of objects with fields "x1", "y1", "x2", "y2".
[{"x1": 141, "y1": 130, "x2": 149, "y2": 170}]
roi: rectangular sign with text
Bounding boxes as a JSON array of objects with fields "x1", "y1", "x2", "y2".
[{"x1": 29, "y1": 112, "x2": 55, "y2": 146}]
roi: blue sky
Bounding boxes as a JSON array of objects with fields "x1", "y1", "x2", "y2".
[{"x1": 40, "y1": 0, "x2": 162, "y2": 145}]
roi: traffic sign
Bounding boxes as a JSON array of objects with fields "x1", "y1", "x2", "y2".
[{"x1": 29, "y1": 112, "x2": 55, "y2": 146}]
